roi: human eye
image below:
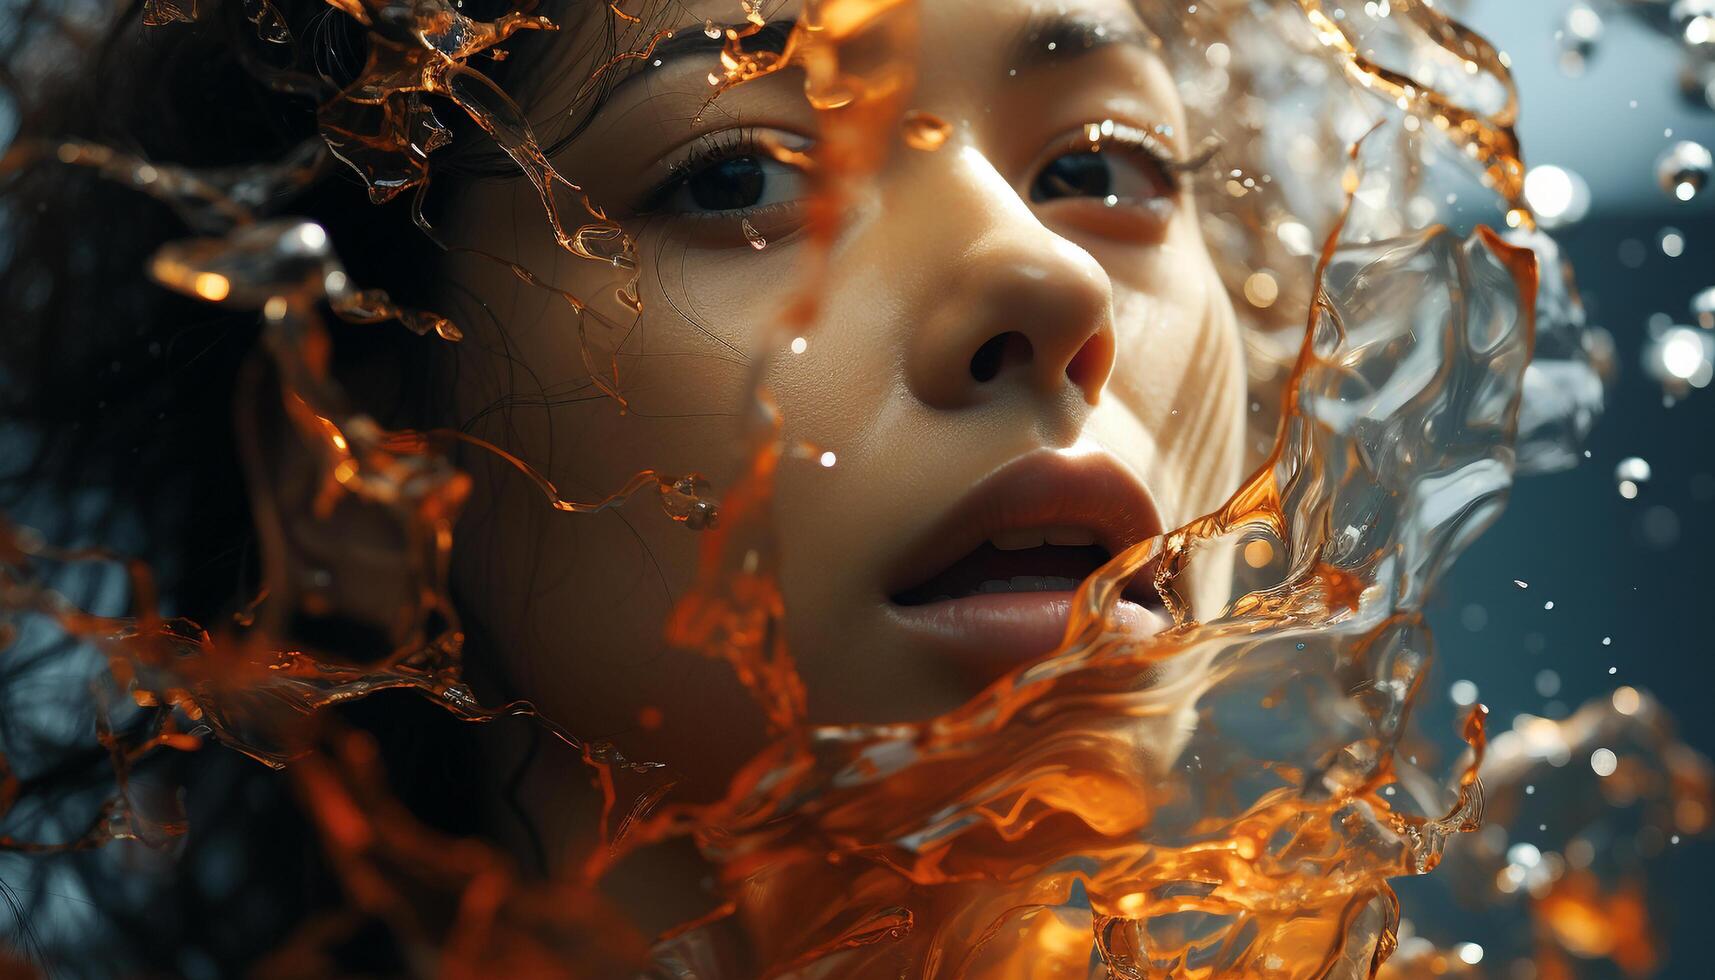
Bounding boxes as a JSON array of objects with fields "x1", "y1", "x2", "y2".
[
  {"x1": 642, "y1": 128, "x2": 810, "y2": 219},
  {"x1": 1028, "y1": 120, "x2": 1215, "y2": 223}
]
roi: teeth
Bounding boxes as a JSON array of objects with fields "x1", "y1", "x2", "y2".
[
  {"x1": 1012, "y1": 575, "x2": 1081, "y2": 592},
  {"x1": 990, "y1": 528, "x2": 1046, "y2": 551},
  {"x1": 1044, "y1": 525, "x2": 1097, "y2": 547},
  {"x1": 978, "y1": 579, "x2": 1013, "y2": 593}
]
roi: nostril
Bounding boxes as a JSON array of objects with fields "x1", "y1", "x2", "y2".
[
  {"x1": 1064, "y1": 332, "x2": 1114, "y2": 401},
  {"x1": 969, "y1": 331, "x2": 1033, "y2": 383}
]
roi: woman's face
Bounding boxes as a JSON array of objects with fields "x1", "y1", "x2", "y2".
[{"x1": 443, "y1": 0, "x2": 1246, "y2": 780}]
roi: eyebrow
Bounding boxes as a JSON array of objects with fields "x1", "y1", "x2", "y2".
[{"x1": 1006, "y1": 13, "x2": 1157, "y2": 74}]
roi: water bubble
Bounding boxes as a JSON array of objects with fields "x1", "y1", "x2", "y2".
[
  {"x1": 1535, "y1": 669, "x2": 1561, "y2": 697},
  {"x1": 1456, "y1": 942, "x2": 1485, "y2": 966},
  {"x1": 1672, "y1": 0, "x2": 1715, "y2": 40},
  {"x1": 1655, "y1": 140, "x2": 1712, "y2": 201},
  {"x1": 1450, "y1": 679, "x2": 1479, "y2": 706},
  {"x1": 1559, "y1": 3, "x2": 1603, "y2": 74},
  {"x1": 1590, "y1": 747, "x2": 1618, "y2": 777},
  {"x1": 1275, "y1": 220, "x2": 1315, "y2": 256},
  {"x1": 1660, "y1": 227, "x2": 1687, "y2": 257},
  {"x1": 1692, "y1": 285, "x2": 1715, "y2": 328},
  {"x1": 901, "y1": 110, "x2": 952, "y2": 152},
  {"x1": 1644, "y1": 324, "x2": 1714, "y2": 392},
  {"x1": 1616, "y1": 456, "x2": 1652, "y2": 498},
  {"x1": 1243, "y1": 271, "x2": 1280, "y2": 309},
  {"x1": 1523, "y1": 165, "x2": 1591, "y2": 228},
  {"x1": 1641, "y1": 504, "x2": 1682, "y2": 548},
  {"x1": 1613, "y1": 686, "x2": 1642, "y2": 715}
]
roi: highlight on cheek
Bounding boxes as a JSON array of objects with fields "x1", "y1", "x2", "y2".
[{"x1": 0, "y1": 0, "x2": 1706, "y2": 978}]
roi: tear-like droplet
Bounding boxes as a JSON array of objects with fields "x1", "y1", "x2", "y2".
[
  {"x1": 901, "y1": 111, "x2": 952, "y2": 152},
  {"x1": 1655, "y1": 140, "x2": 1712, "y2": 202},
  {"x1": 742, "y1": 218, "x2": 767, "y2": 250},
  {"x1": 703, "y1": 18, "x2": 720, "y2": 38}
]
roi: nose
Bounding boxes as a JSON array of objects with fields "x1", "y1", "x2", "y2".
[{"x1": 903, "y1": 146, "x2": 1117, "y2": 411}]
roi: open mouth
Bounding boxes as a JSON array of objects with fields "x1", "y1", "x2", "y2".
[
  {"x1": 890, "y1": 525, "x2": 1163, "y2": 609},
  {"x1": 879, "y1": 450, "x2": 1172, "y2": 681}
]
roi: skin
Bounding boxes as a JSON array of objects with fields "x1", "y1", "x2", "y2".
[{"x1": 437, "y1": 0, "x2": 1247, "y2": 898}]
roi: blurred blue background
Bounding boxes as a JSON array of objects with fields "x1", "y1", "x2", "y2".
[{"x1": 1408, "y1": 2, "x2": 1715, "y2": 976}]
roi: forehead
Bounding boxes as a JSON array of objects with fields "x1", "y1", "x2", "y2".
[{"x1": 547, "y1": 0, "x2": 1154, "y2": 85}]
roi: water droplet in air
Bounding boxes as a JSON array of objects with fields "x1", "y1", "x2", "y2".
[
  {"x1": 1660, "y1": 227, "x2": 1687, "y2": 257},
  {"x1": 1590, "y1": 747, "x2": 1618, "y2": 776},
  {"x1": 1644, "y1": 324, "x2": 1714, "y2": 393},
  {"x1": 1243, "y1": 271, "x2": 1279, "y2": 309},
  {"x1": 1616, "y1": 456, "x2": 1651, "y2": 498},
  {"x1": 1558, "y1": 3, "x2": 1603, "y2": 74},
  {"x1": 901, "y1": 111, "x2": 952, "y2": 151},
  {"x1": 1692, "y1": 285, "x2": 1715, "y2": 328},
  {"x1": 1523, "y1": 165, "x2": 1590, "y2": 229},
  {"x1": 1655, "y1": 140, "x2": 1712, "y2": 201}
]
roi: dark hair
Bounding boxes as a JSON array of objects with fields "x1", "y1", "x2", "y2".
[{"x1": 0, "y1": 0, "x2": 637, "y2": 971}]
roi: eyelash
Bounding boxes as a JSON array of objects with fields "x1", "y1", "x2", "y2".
[
  {"x1": 1048, "y1": 123, "x2": 1222, "y2": 197},
  {"x1": 637, "y1": 122, "x2": 1222, "y2": 216},
  {"x1": 638, "y1": 128, "x2": 771, "y2": 216}
]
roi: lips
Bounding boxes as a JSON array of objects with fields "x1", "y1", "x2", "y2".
[{"x1": 882, "y1": 450, "x2": 1169, "y2": 685}]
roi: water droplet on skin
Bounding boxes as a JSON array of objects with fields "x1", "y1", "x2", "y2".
[
  {"x1": 704, "y1": 18, "x2": 720, "y2": 38},
  {"x1": 742, "y1": 218, "x2": 767, "y2": 250},
  {"x1": 1655, "y1": 140, "x2": 1712, "y2": 201},
  {"x1": 901, "y1": 110, "x2": 952, "y2": 151}
]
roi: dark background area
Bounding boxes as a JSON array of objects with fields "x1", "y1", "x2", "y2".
[{"x1": 1404, "y1": 3, "x2": 1715, "y2": 975}]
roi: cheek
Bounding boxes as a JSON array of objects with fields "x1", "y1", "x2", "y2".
[{"x1": 1103, "y1": 229, "x2": 1248, "y2": 517}]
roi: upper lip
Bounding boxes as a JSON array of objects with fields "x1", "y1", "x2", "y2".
[{"x1": 883, "y1": 449, "x2": 1166, "y2": 602}]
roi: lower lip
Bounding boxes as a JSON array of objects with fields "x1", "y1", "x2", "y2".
[{"x1": 885, "y1": 592, "x2": 1168, "y2": 687}]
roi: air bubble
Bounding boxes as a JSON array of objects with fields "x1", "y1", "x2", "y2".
[
  {"x1": 1661, "y1": 227, "x2": 1687, "y2": 257},
  {"x1": 1523, "y1": 165, "x2": 1590, "y2": 229},
  {"x1": 1558, "y1": 3, "x2": 1603, "y2": 75},
  {"x1": 1655, "y1": 140, "x2": 1712, "y2": 202},
  {"x1": 1644, "y1": 324, "x2": 1714, "y2": 392},
  {"x1": 1691, "y1": 285, "x2": 1715, "y2": 328},
  {"x1": 1616, "y1": 456, "x2": 1652, "y2": 499}
]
